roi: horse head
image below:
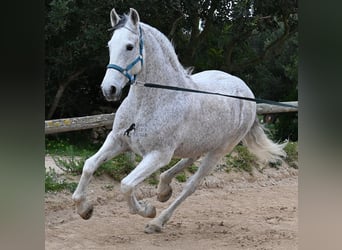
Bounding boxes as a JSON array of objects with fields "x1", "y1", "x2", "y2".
[{"x1": 101, "y1": 8, "x2": 144, "y2": 101}]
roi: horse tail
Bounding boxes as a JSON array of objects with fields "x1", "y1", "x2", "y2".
[{"x1": 242, "y1": 118, "x2": 287, "y2": 163}]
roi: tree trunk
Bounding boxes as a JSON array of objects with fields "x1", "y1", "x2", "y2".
[{"x1": 47, "y1": 67, "x2": 86, "y2": 119}]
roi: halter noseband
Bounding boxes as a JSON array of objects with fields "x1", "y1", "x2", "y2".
[{"x1": 106, "y1": 26, "x2": 144, "y2": 84}]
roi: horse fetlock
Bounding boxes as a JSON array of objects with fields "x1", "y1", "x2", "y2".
[
  {"x1": 72, "y1": 192, "x2": 85, "y2": 204},
  {"x1": 144, "y1": 219, "x2": 163, "y2": 234},
  {"x1": 159, "y1": 171, "x2": 169, "y2": 183},
  {"x1": 138, "y1": 200, "x2": 156, "y2": 218},
  {"x1": 120, "y1": 179, "x2": 133, "y2": 194}
]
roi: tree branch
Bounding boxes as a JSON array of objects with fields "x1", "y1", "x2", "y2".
[{"x1": 168, "y1": 16, "x2": 184, "y2": 39}]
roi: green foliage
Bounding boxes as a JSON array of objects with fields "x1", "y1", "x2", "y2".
[
  {"x1": 224, "y1": 142, "x2": 298, "y2": 174},
  {"x1": 45, "y1": 0, "x2": 120, "y2": 118},
  {"x1": 45, "y1": 138, "x2": 72, "y2": 155},
  {"x1": 284, "y1": 141, "x2": 298, "y2": 169},
  {"x1": 46, "y1": 138, "x2": 196, "y2": 187},
  {"x1": 268, "y1": 159, "x2": 283, "y2": 169},
  {"x1": 46, "y1": 137, "x2": 95, "y2": 176},
  {"x1": 146, "y1": 161, "x2": 197, "y2": 185},
  {"x1": 45, "y1": 138, "x2": 298, "y2": 194},
  {"x1": 175, "y1": 172, "x2": 187, "y2": 182},
  {"x1": 46, "y1": 138, "x2": 136, "y2": 182},
  {"x1": 45, "y1": 137, "x2": 98, "y2": 156},
  {"x1": 53, "y1": 153, "x2": 136, "y2": 181},
  {"x1": 187, "y1": 165, "x2": 198, "y2": 174},
  {"x1": 53, "y1": 155, "x2": 84, "y2": 175},
  {"x1": 46, "y1": 0, "x2": 74, "y2": 33},
  {"x1": 96, "y1": 154, "x2": 136, "y2": 181},
  {"x1": 139, "y1": 158, "x2": 198, "y2": 185},
  {"x1": 45, "y1": 169, "x2": 77, "y2": 193},
  {"x1": 262, "y1": 112, "x2": 298, "y2": 141},
  {"x1": 145, "y1": 158, "x2": 182, "y2": 185},
  {"x1": 225, "y1": 145, "x2": 258, "y2": 174},
  {"x1": 146, "y1": 173, "x2": 159, "y2": 186}
]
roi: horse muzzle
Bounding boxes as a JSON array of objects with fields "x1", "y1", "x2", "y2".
[{"x1": 101, "y1": 84, "x2": 123, "y2": 102}]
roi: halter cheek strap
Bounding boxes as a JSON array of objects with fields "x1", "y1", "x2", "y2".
[{"x1": 107, "y1": 26, "x2": 144, "y2": 84}]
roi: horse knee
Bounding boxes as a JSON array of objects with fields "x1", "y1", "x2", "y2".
[{"x1": 82, "y1": 158, "x2": 96, "y2": 176}]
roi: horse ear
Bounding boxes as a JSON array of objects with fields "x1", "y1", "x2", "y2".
[
  {"x1": 129, "y1": 8, "x2": 140, "y2": 26},
  {"x1": 110, "y1": 8, "x2": 121, "y2": 27}
]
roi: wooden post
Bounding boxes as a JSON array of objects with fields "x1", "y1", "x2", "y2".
[
  {"x1": 45, "y1": 101, "x2": 298, "y2": 134},
  {"x1": 45, "y1": 113, "x2": 115, "y2": 134},
  {"x1": 256, "y1": 101, "x2": 298, "y2": 114}
]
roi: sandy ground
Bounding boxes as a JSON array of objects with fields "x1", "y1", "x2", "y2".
[{"x1": 45, "y1": 156, "x2": 298, "y2": 250}]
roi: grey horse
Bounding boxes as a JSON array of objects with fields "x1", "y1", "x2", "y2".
[{"x1": 72, "y1": 8, "x2": 286, "y2": 234}]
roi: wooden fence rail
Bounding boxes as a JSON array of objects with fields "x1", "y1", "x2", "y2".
[{"x1": 45, "y1": 101, "x2": 298, "y2": 134}]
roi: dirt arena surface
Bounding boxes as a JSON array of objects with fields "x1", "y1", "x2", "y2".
[{"x1": 45, "y1": 157, "x2": 298, "y2": 250}]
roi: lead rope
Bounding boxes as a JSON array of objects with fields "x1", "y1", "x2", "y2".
[{"x1": 135, "y1": 81, "x2": 297, "y2": 108}]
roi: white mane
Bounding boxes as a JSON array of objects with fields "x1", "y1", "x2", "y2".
[{"x1": 139, "y1": 22, "x2": 191, "y2": 80}]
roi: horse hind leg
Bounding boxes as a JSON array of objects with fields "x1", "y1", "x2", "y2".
[
  {"x1": 157, "y1": 157, "x2": 198, "y2": 202},
  {"x1": 72, "y1": 131, "x2": 127, "y2": 220},
  {"x1": 145, "y1": 150, "x2": 226, "y2": 234}
]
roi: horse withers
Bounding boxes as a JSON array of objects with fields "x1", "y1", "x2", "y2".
[{"x1": 72, "y1": 8, "x2": 286, "y2": 234}]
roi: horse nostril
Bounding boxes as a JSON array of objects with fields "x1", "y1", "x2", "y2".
[{"x1": 110, "y1": 86, "x2": 117, "y2": 95}]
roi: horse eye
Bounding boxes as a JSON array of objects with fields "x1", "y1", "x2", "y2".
[{"x1": 126, "y1": 44, "x2": 134, "y2": 51}]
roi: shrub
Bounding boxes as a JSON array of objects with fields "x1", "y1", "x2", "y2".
[
  {"x1": 96, "y1": 153, "x2": 136, "y2": 181},
  {"x1": 53, "y1": 155, "x2": 84, "y2": 175},
  {"x1": 45, "y1": 169, "x2": 77, "y2": 193},
  {"x1": 175, "y1": 172, "x2": 187, "y2": 182},
  {"x1": 225, "y1": 145, "x2": 258, "y2": 174},
  {"x1": 284, "y1": 141, "x2": 298, "y2": 168}
]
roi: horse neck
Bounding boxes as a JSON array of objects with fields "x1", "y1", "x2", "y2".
[
  {"x1": 127, "y1": 24, "x2": 195, "y2": 109},
  {"x1": 138, "y1": 24, "x2": 189, "y2": 86}
]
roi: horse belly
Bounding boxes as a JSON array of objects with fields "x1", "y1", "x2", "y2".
[
  {"x1": 173, "y1": 117, "x2": 245, "y2": 158},
  {"x1": 173, "y1": 139, "x2": 220, "y2": 158},
  {"x1": 173, "y1": 99, "x2": 255, "y2": 158}
]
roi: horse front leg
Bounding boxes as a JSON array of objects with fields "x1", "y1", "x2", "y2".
[
  {"x1": 120, "y1": 151, "x2": 173, "y2": 218},
  {"x1": 145, "y1": 151, "x2": 224, "y2": 233},
  {"x1": 157, "y1": 157, "x2": 198, "y2": 202},
  {"x1": 72, "y1": 131, "x2": 127, "y2": 219}
]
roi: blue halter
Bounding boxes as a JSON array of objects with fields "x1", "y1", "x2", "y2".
[{"x1": 107, "y1": 26, "x2": 144, "y2": 84}]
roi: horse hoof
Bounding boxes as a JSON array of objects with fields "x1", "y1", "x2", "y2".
[
  {"x1": 157, "y1": 188, "x2": 172, "y2": 202},
  {"x1": 144, "y1": 223, "x2": 162, "y2": 234},
  {"x1": 145, "y1": 204, "x2": 157, "y2": 218},
  {"x1": 80, "y1": 205, "x2": 94, "y2": 220}
]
